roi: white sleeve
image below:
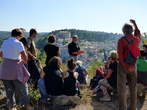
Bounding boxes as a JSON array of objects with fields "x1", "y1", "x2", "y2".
[{"x1": 17, "y1": 42, "x2": 25, "y2": 53}]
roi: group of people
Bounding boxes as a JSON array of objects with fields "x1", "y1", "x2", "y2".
[
  {"x1": 90, "y1": 50, "x2": 118, "y2": 101},
  {"x1": 91, "y1": 19, "x2": 142, "y2": 110},
  {"x1": 0, "y1": 19, "x2": 144, "y2": 110},
  {"x1": 0, "y1": 28, "x2": 87, "y2": 110}
]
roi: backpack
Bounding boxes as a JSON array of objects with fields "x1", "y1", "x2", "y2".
[{"x1": 124, "y1": 37, "x2": 140, "y2": 65}]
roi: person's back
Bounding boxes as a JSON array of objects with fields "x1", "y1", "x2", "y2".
[
  {"x1": 44, "y1": 35, "x2": 60, "y2": 65},
  {"x1": 76, "y1": 65, "x2": 86, "y2": 84},
  {"x1": 64, "y1": 71, "x2": 77, "y2": 96},
  {"x1": 44, "y1": 44, "x2": 59, "y2": 65},
  {"x1": 44, "y1": 57, "x2": 64, "y2": 96},
  {"x1": 64, "y1": 58, "x2": 79, "y2": 96},
  {"x1": 117, "y1": 19, "x2": 141, "y2": 110},
  {"x1": 2, "y1": 37, "x2": 24, "y2": 60},
  {"x1": 44, "y1": 66, "x2": 64, "y2": 96},
  {"x1": 0, "y1": 28, "x2": 30, "y2": 110}
]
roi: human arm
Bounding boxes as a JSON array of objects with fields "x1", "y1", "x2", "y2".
[
  {"x1": 104, "y1": 69, "x2": 112, "y2": 80},
  {"x1": 18, "y1": 42, "x2": 28, "y2": 64},
  {"x1": 20, "y1": 51, "x2": 28, "y2": 64},
  {"x1": 27, "y1": 51, "x2": 37, "y2": 60},
  {"x1": 130, "y1": 19, "x2": 141, "y2": 38},
  {"x1": 56, "y1": 47, "x2": 60, "y2": 56},
  {"x1": 0, "y1": 51, "x2": 3, "y2": 57}
]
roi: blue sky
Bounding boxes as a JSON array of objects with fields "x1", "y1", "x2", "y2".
[{"x1": 0, "y1": 0, "x2": 146, "y2": 33}]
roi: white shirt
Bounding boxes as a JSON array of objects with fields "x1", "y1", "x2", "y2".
[{"x1": 0, "y1": 37, "x2": 25, "y2": 60}]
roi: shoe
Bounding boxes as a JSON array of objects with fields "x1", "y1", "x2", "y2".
[
  {"x1": 10, "y1": 107, "x2": 17, "y2": 110},
  {"x1": 25, "y1": 105, "x2": 34, "y2": 110},
  {"x1": 99, "y1": 96, "x2": 111, "y2": 102}
]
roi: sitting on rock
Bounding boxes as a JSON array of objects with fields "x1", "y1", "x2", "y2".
[
  {"x1": 43, "y1": 57, "x2": 64, "y2": 96},
  {"x1": 63, "y1": 58, "x2": 80, "y2": 96},
  {"x1": 76, "y1": 60, "x2": 88, "y2": 84},
  {"x1": 98, "y1": 50, "x2": 118, "y2": 102}
]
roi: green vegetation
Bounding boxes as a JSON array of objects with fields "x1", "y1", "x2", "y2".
[{"x1": 87, "y1": 59, "x2": 104, "y2": 78}]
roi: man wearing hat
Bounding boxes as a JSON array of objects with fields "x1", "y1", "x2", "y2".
[{"x1": 68, "y1": 35, "x2": 80, "y2": 61}]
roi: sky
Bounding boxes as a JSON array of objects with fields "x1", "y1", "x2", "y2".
[{"x1": 0, "y1": 0, "x2": 147, "y2": 33}]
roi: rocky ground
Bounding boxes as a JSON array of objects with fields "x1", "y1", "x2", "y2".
[{"x1": 0, "y1": 82, "x2": 146, "y2": 110}]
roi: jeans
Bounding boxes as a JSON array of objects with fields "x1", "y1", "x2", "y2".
[
  {"x1": 38, "y1": 79, "x2": 48, "y2": 99},
  {"x1": 117, "y1": 64, "x2": 137, "y2": 110},
  {"x1": 2, "y1": 80, "x2": 29, "y2": 108}
]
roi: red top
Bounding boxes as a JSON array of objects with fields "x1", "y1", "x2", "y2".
[
  {"x1": 96, "y1": 66, "x2": 105, "y2": 77},
  {"x1": 117, "y1": 29, "x2": 141, "y2": 70}
]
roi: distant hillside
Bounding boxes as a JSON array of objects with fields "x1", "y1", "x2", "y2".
[
  {"x1": 36, "y1": 29, "x2": 122, "y2": 49},
  {"x1": 49, "y1": 29, "x2": 121, "y2": 42},
  {"x1": 0, "y1": 29, "x2": 122, "y2": 47}
]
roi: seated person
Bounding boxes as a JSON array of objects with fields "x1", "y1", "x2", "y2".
[
  {"x1": 90, "y1": 61, "x2": 109, "y2": 90},
  {"x1": 76, "y1": 60, "x2": 88, "y2": 84},
  {"x1": 90, "y1": 66, "x2": 105, "y2": 90},
  {"x1": 63, "y1": 58, "x2": 80, "y2": 96},
  {"x1": 43, "y1": 57, "x2": 64, "y2": 96},
  {"x1": 98, "y1": 50, "x2": 118, "y2": 101}
]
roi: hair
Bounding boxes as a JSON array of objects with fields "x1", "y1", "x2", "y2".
[
  {"x1": 11, "y1": 28, "x2": 23, "y2": 37},
  {"x1": 143, "y1": 44, "x2": 147, "y2": 49},
  {"x1": 48, "y1": 35, "x2": 56, "y2": 43},
  {"x1": 109, "y1": 50, "x2": 118, "y2": 61},
  {"x1": 140, "y1": 50, "x2": 146, "y2": 57},
  {"x1": 122, "y1": 24, "x2": 133, "y2": 35},
  {"x1": 67, "y1": 58, "x2": 76, "y2": 70},
  {"x1": 72, "y1": 35, "x2": 78, "y2": 38},
  {"x1": 48, "y1": 56, "x2": 62, "y2": 69},
  {"x1": 76, "y1": 60, "x2": 83, "y2": 66},
  {"x1": 29, "y1": 28, "x2": 37, "y2": 37}
]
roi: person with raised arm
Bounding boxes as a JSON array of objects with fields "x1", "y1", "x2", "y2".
[{"x1": 117, "y1": 19, "x2": 141, "y2": 110}]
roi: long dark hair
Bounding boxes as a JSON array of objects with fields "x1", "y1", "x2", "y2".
[
  {"x1": 48, "y1": 56, "x2": 62, "y2": 70},
  {"x1": 67, "y1": 58, "x2": 76, "y2": 71}
]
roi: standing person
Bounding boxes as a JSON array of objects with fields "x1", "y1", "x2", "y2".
[
  {"x1": 117, "y1": 19, "x2": 141, "y2": 110},
  {"x1": 68, "y1": 35, "x2": 80, "y2": 61},
  {"x1": 0, "y1": 29, "x2": 31, "y2": 110},
  {"x1": 142, "y1": 44, "x2": 147, "y2": 59},
  {"x1": 44, "y1": 35, "x2": 60, "y2": 66},
  {"x1": 27, "y1": 29, "x2": 40, "y2": 87}
]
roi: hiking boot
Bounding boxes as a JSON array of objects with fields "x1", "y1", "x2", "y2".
[{"x1": 100, "y1": 96, "x2": 111, "y2": 102}]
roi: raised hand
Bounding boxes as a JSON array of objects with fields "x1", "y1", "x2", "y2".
[{"x1": 130, "y1": 19, "x2": 136, "y2": 24}]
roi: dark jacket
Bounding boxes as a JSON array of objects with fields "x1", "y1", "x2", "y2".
[
  {"x1": 44, "y1": 66, "x2": 64, "y2": 96},
  {"x1": 68, "y1": 42, "x2": 80, "y2": 56}
]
